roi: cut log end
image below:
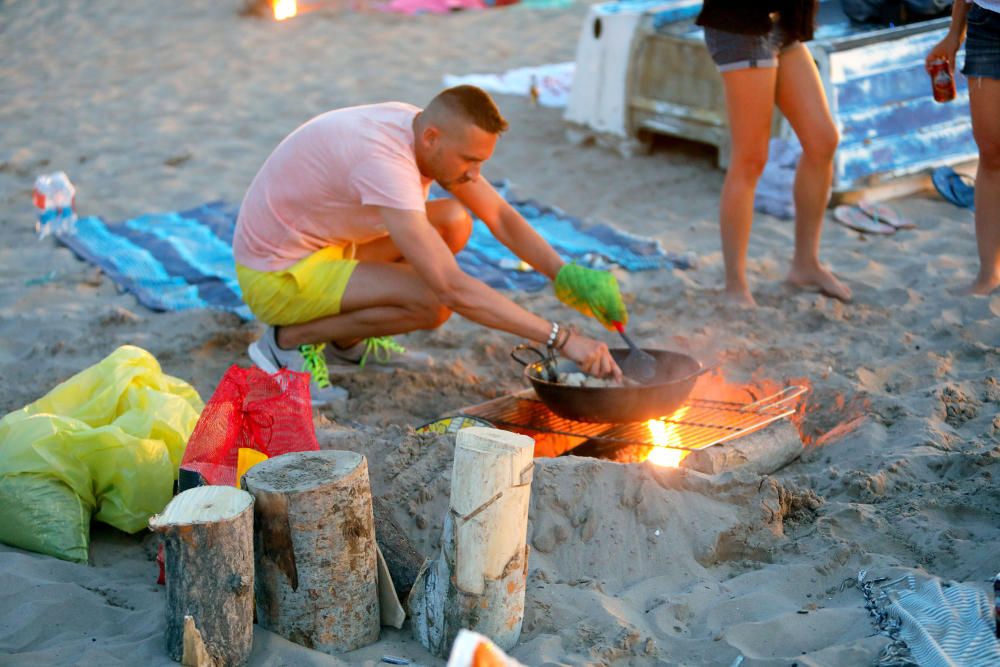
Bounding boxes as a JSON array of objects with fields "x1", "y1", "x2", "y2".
[
  {"x1": 456, "y1": 427, "x2": 534, "y2": 456},
  {"x1": 242, "y1": 450, "x2": 364, "y2": 494},
  {"x1": 149, "y1": 486, "x2": 253, "y2": 530}
]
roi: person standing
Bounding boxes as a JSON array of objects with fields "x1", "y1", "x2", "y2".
[
  {"x1": 928, "y1": 0, "x2": 1000, "y2": 295},
  {"x1": 696, "y1": 1, "x2": 852, "y2": 307}
]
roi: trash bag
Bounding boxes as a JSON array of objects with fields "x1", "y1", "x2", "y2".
[
  {"x1": 0, "y1": 345, "x2": 203, "y2": 562},
  {"x1": 181, "y1": 365, "x2": 318, "y2": 487}
]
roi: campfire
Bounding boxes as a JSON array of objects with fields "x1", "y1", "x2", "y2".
[
  {"x1": 460, "y1": 370, "x2": 810, "y2": 470},
  {"x1": 272, "y1": 0, "x2": 297, "y2": 20},
  {"x1": 241, "y1": 0, "x2": 300, "y2": 20},
  {"x1": 644, "y1": 408, "x2": 690, "y2": 467}
]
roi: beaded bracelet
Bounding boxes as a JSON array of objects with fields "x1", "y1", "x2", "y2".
[{"x1": 546, "y1": 321, "x2": 560, "y2": 348}]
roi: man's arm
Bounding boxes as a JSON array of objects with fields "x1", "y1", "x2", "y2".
[
  {"x1": 379, "y1": 205, "x2": 554, "y2": 342},
  {"x1": 447, "y1": 178, "x2": 564, "y2": 280},
  {"x1": 448, "y1": 178, "x2": 629, "y2": 330},
  {"x1": 377, "y1": 205, "x2": 620, "y2": 378}
]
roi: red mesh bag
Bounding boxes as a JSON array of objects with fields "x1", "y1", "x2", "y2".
[{"x1": 180, "y1": 365, "x2": 319, "y2": 486}]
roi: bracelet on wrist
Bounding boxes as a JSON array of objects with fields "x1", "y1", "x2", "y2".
[
  {"x1": 546, "y1": 321, "x2": 560, "y2": 348},
  {"x1": 556, "y1": 324, "x2": 574, "y2": 350}
]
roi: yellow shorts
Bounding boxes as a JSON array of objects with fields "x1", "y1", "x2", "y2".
[{"x1": 236, "y1": 246, "x2": 358, "y2": 326}]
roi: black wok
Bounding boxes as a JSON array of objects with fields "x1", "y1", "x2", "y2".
[{"x1": 511, "y1": 345, "x2": 705, "y2": 423}]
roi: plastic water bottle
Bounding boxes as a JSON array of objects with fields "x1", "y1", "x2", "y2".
[{"x1": 32, "y1": 171, "x2": 77, "y2": 239}]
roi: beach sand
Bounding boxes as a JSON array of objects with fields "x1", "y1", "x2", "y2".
[{"x1": 1, "y1": 1, "x2": 999, "y2": 665}]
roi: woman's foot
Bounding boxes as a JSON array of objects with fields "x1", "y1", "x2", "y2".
[
  {"x1": 723, "y1": 284, "x2": 757, "y2": 308},
  {"x1": 955, "y1": 273, "x2": 1000, "y2": 296},
  {"x1": 786, "y1": 264, "x2": 852, "y2": 302}
]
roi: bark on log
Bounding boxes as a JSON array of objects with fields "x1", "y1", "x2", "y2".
[
  {"x1": 680, "y1": 421, "x2": 803, "y2": 476},
  {"x1": 409, "y1": 427, "x2": 535, "y2": 658},
  {"x1": 148, "y1": 486, "x2": 255, "y2": 667},
  {"x1": 372, "y1": 495, "x2": 424, "y2": 601},
  {"x1": 242, "y1": 450, "x2": 380, "y2": 654}
]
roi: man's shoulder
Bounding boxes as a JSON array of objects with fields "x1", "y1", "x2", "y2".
[{"x1": 322, "y1": 101, "x2": 421, "y2": 122}]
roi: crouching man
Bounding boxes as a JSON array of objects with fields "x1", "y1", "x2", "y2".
[{"x1": 234, "y1": 85, "x2": 626, "y2": 403}]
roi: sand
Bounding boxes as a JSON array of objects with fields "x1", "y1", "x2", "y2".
[{"x1": 1, "y1": 1, "x2": 999, "y2": 665}]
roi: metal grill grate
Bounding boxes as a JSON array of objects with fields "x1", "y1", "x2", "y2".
[{"x1": 461, "y1": 385, "x2": 806, "y2": 452}]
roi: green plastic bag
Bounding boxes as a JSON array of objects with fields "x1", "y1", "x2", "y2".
[{"x1": 0, "y1": 345, "x2": 203, "y2": 562}]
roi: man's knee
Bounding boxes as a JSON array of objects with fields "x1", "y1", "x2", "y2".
[
  {"x1": 427, "y1": 304, "x2": 453, "y2": 329},
  {"x1": 431, "y1": 200, "x2": 473, "y2": 253}
]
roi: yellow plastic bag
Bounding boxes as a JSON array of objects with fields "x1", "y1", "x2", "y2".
[{"x1": 0, "y1": 345, "x2": 203, "y2": 562}]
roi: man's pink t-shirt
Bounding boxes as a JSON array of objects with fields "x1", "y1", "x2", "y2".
[{"x1": 233, "y1": 102, "x2": 433, "y2": 272}]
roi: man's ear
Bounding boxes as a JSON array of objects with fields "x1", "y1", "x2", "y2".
[{"x1": 422, "y1": 124, "x2": 440, "y2": 147}]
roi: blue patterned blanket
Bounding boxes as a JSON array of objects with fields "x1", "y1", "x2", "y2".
[{"x1": 59, "y1": 185, "x2": 692, "y2": 319}]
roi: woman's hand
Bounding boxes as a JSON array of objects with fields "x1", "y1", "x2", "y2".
[
  {"x1": 561, "y1": 333, "x2": 623, "y2": 381},
  {"x1": 926, "y1": 33, "x2": 962, "y2": 73}
]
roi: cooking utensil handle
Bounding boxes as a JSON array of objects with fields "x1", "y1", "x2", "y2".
[
  {"x1": 510, "y1": 344, "x2": 546, "y2": 367},
  {"x1": 742, "y1": 385, "x2": 808, "y2": 411},
  {"x1": 511, "y1": 344, "x2": 559, "y2": 382}
]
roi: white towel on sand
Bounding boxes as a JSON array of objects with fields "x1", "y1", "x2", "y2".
[{"x1": 444, "y1": 62, "x2": 575, "y2": 108}]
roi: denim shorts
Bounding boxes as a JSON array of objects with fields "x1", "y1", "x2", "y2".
[
  {"x1": 703, "y1": 21, "x2": 800, "y2": 73},
  {"x1": 963, "y1": 4, "x2": 1000, "y2": 80}
]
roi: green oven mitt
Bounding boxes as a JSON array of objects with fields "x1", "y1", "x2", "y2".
[{"x1": 554, "y1": 262, "x2": 628, "y2": 330}]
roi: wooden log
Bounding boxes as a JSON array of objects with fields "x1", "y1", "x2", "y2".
[
  {"x1": 680, "y1": 421, "x2": 803, "y2": 476},
  {"x1": 409, "y1": 427, "x2": 535, "y2": 658},
  {"x1": 372, "y1": 495, "x2": 424, "y2": 601},
  {"x1": 243, "y1": 450, "x2": 380, "y2": 654},
  {"x1": 148, "y1": 486, "x2": 255, "y2": 667}
]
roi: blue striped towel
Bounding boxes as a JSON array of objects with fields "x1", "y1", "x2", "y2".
[
  {"x1": 887, "y1": 575, "x2": 1000, "y2": 667},
  {"x1": 58, "y1": 186, "x2": 691, "y2": 318}
]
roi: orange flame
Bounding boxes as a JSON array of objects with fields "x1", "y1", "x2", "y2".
[
  {"x1": 273, "y1": 0, "x2": 297, "y2": 20},
  {"x1": 643, "y1": 406, "x2": 691, "y2": 467}
]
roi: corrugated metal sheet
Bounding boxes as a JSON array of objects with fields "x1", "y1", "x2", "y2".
[
  {"x1": 825, "y1": 25, "x2": 977, "y2": 186},
  {"x1": 621, "y1": 0, "x2": 976, "y2": 192}
]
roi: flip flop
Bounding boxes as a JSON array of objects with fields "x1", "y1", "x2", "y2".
[
  {"x1": 833, "y1": 205, "x2": 895, "y2": 235},
  {"x1": 931, "y1": 166, "x2": 976, "y2": 210},
  {"x1": 857, "y1": 200, "x2": 916, "y2": 230}
]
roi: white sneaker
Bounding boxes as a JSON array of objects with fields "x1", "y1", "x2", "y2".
[
  {"x1": 325, "y1": 336, "x2": 433, "y2": 372},
  {"x1": 248, "y1": 326, "x2": 349, "y2": 406}
]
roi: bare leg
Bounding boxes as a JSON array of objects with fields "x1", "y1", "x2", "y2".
[
  {"x1": 718, "y1": 66, "x2": 779, "y2": 307},
  {"x1": 276, "y1": 199, "x2": 472, "y2": 348},
  {"x1": 353, "y1": 199, "x2": 472, "y2": 262},
  {"x1": 276, "y1": 262, "x2": 451, "y2": 348},
  {"x1": 961, "y1": 77, "x2": 1000, "y2": 295},
  {"x1": 775, "y1": 44, "x2": 852, "y2": 302}
]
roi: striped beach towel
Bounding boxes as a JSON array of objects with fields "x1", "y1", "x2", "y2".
[
  {"x1": 62, "y1": 202, "x2": 252, "y2": 319},
  {"x1": 58, "y1": 185, "x2": 692, "y2": 318},
  {"x1": 860, "y1": 571, "x2": 1000, "y2": 667},
  {"x1": 888, "y1": 575, "x2": 1000, "y2": 667}
]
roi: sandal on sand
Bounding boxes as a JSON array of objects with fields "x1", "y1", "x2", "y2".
[
  {"x1": 858, "y1": 200, "x2": 916, "y2": 230},
  {"x1": 932, "y1": 166, "x2": 975, "y2": 210},
  {"x1": 833, "y1": 205, "x2": 895, "y2": 235}
]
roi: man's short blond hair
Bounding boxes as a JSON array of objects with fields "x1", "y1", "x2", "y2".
[{"x1": 426, "y1": 85, "x2": 509, "y2": 135}]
